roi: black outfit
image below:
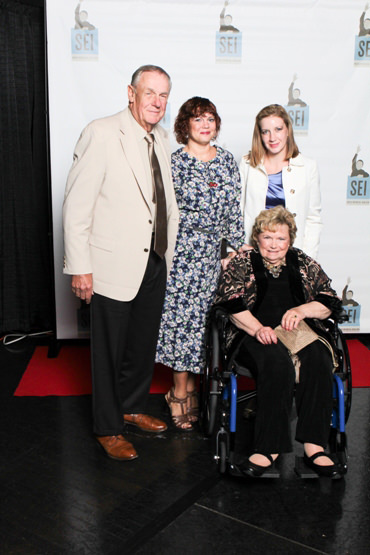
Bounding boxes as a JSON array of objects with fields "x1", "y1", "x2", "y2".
[
  {"x1": 237, "y1": 267, "x2": 333, "y2": 454},
  {"x1": 216, "y1": 248, "x2": 342, "y2": 456},
  {"x1": 91, "y1": 247, "x2": 167, "y2": 436}
]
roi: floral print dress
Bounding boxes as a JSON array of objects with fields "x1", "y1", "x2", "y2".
[{"x1": 156, "y1": 146, "x2": 245, "y2": 374}]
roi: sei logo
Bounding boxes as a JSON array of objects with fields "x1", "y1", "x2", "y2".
[
  {"x1": 285, "y1": 74, "x2": 309, "y2": 132},
  {"x1": 347, "y1": 147, "x2": 370, "y2": 203},
  {"x1": 72, "y1": 30, "x2": 98, "y2": 57},
  {"x1": 216, "y1": 1, "x2": 242, "y2": 63},
  {"x1": 355, "y1": 36, "x2": 370, "y2": 60},
  {"x1": 354, "y1": 6, "x2": 370, "y2": 62},
  {"x1": 341, "y1": 279, "x2": 361, "y2": 329},
  {"x1": 71, "y1": 2, "x2": 98, "y2": 59}
]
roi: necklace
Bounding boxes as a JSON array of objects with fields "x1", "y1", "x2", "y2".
[
  {"x1": 185, "y1": 144, "x2": 217, "y2": 163},
  {"x1": 262, "y1": 257, "x2": 286, "y2": 278}
]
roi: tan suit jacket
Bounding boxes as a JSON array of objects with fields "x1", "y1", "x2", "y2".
[{"x1": 63, "y1": 108, "x2": 179, "y2": 301}]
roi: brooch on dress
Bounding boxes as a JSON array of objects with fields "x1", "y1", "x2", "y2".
[{"x1": 209, "y1": 182, "x2": 218, "y2": 187}]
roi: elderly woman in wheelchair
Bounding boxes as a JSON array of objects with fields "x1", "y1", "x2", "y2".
[{"x1": 215, "y1": 206, "x2": 344, "y2": 479}]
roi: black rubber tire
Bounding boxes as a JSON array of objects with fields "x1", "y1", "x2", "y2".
[
  {"x1": 218, "y1": 435, "x2": 227, "y2": 474},
  {"x1": 205, "y1": 378, "x2": 219, "y2": 437}
]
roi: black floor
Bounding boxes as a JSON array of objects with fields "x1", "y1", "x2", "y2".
[{"x1": 1, "y1": 337, "x2": 370, "y2": 555}]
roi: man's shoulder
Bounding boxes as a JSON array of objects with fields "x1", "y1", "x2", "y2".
[
  {"x1": 77, "y1": 110, "x2": 129, "y2": 146},
  {"x1": 86, "y1": 110, "x2": 127, "y2": 132}
]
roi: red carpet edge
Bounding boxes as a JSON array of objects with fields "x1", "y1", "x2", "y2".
[{"x1": 14, "y1": 340, "x2": 369, "y2": 397}]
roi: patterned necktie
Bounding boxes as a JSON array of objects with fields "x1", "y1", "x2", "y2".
[{"x1": 145, "y1": 133, "x2": 167, "y2": 258}]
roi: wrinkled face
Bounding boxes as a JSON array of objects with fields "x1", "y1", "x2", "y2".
[
  {"x1": 259, "y1": 115, "x2": 289, "y2": 157},
  {"x1": 128, "y1": 71, "x2": 170, "y2": 132},
  {"x1": 257, "y1": 224, "x2": 291, "y2": 264},
  {"x1": 187, "y1": 112, "x2": 217, "y2": 146}
]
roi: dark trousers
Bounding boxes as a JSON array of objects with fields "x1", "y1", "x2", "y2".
[
  {"x1": 90, "y1": 250, "x2": 167, "y2": 436},
  {"x1": 238, "y1": 337, "x2": 334, "y2": 454}
]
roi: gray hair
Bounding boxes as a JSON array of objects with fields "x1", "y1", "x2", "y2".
[{"x1": 130, "y1": 65, "x2": 172, "y2": 90}]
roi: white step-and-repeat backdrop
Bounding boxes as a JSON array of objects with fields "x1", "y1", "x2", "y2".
[{"x1": 46, "y1": 0, "x2": 370, "y2": 338}]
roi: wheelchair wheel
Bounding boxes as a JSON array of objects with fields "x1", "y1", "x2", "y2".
[
  {"x1": 329, "y1": 427, "x2": 348, "y2": 474},
  {"x1": 201, "y1": 319, "x2": 222, "y2": 437},
  {"x1": 217, "y1": 432, "x2": 228, "y2": 474},
  {"x1": 205, "y1": 377, "x2": 219, "y2": 437}
]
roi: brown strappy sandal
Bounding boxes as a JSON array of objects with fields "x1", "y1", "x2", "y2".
[
  {"x1": 165, "y1": 387, "x2": 193, "y2": 431},
  {"x1": 187, "y1": 389, "x2": 199, "y2": 423}
]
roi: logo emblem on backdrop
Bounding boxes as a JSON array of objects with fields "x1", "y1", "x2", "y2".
[
  {"x1": 216, "y1": 1, "x2": 242, "y2": 63},
  {"x1": 354, "y1": 4, "x2": 370, "y2": 63},
  {"x1": 347, "y1": 146, "x2": 370, "y2": 204},
  {"x1": 340, "y1": 278, "x2": 361, "y2": 330},
  {"x1": 71, "y1": 1, "x2": 98, "y2": 60},
  {"x1": 284, "y1": 74, "x2": 309, "y2": 133}
]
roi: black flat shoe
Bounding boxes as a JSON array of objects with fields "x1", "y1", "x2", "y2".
[
  {"x1": 242, "y1": 454, "x2": 276, "y2": 478},
  {"x1": 303, "y1": 452, "x2": 343, "y2": 479}
]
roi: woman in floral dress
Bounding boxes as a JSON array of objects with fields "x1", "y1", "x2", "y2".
[{"x1": 156, "y1": 97, "x2": 245, "y2": 430}]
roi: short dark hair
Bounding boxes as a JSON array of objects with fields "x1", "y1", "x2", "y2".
[
  {"x1": 130, "y1": 65, "x2": 171, "y2": 89},
  {"x1": 174, "y1": 96, "x2": 221, "y2": 145}
]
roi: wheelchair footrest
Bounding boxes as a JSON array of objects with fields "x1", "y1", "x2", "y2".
[
  {"x1": 294, "y1": 456, "x2": 320, "y2": 478},
  {"x1": 257, "y1": 466, "x2": 281, "y2": 479},
  {"x1": 228, "y1": 462, "x2": 280, "y2": 479}
]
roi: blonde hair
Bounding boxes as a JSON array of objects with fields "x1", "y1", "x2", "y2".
[
  {"x1": 251, "y1": 206, "x2": 297, "y2": 247},
  {"x1": 246, "y1": 104, "x2": 299, "y2": 168}
]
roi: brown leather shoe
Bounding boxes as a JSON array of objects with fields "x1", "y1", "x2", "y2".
[
  {"x1": 96, "y1": 435, "x2": 138, "y2": 461},
  {"x1": 123, "y1": 413, "x2": 167, "y2": 433}
]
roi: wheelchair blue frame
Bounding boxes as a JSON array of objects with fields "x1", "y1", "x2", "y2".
[
  {"x1": 202, "y1": 311, "x2": 351, "y2": 477},
  {"x1": 222, "y1": 372, "x2": 347, "y2": 438}
]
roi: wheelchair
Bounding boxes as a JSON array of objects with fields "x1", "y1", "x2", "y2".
[{"x1": 200, "y1": 307, "x2": 352, "y2": 478}]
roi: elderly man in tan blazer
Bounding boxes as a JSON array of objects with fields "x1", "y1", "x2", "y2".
[{"x1": 63, "y1": 65, "x2": 179, "y2": 461}]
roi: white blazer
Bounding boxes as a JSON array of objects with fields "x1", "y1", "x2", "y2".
[
  {"x1": 63, "y1": 108, "x2": 179, "y2": 302},
  {"x1": 239, "y1": 153, "x2": 322, "y2": 259}
]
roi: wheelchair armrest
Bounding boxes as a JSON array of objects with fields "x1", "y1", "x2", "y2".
[
  {"x1": 337, "y1": 310, "x2": 349, "y2": 324},
  {"x1": 212, "y1": 306, "x2": 230, "y2": 322}
]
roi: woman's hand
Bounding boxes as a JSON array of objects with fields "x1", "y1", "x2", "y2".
[
  {"x1": 255, "y1": 326, "x2": 278, "y2": 345},
  {"x1": 238, "y1": 243, "x2": 253, "y2": 253},
  {"x1": 221, "y1": 251, "x2": 237, "y2": 270},
  {"x1": 231, "y1": 311, "x2": 277, "y2": 345},
  {"x1": 281, "y1": 307, "x2": 305, "y2": 331},
  {"x1": 281, "y1": 301, "x2": 331, "y2": 331}
]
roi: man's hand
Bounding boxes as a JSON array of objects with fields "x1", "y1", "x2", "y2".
[{"x1": 71, "y1": 274, "x2": 93, "y2": 304}]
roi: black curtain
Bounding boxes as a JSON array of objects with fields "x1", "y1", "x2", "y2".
[{"x1": 0, "y1": 0, "x2": 54, "y2": 335}]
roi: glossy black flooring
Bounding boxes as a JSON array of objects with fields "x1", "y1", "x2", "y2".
[{"x1": 1, "y1": 338, "x2": 370, "y2": 554}]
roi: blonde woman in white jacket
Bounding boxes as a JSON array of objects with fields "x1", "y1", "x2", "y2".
[{"x1": 240, "y1": 104, "x2": 322, "y2": 260}]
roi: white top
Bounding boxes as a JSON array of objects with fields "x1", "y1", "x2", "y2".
[{"x1": 239, "y1": 153, "x2": 322, "y2": 260}]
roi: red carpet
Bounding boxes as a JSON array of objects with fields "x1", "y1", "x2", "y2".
[
  {"x1": 14, "y1": 346, "x2": 174, "y2": 396},
  {"x1": 14, "y1": 339, "x2": 370, "y2": 397}
]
